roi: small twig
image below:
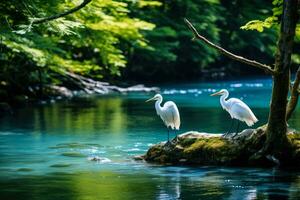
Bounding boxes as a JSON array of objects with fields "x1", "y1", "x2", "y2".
[
  {"x1": 31, "y1": 0, "x2": 92, "y2": 24},
  {"x1": 184, "y1": 18, "x2": 275, "y2": 75},
  {"x1": 5, "y1": 16, "x2": 14, "y2": 31}
]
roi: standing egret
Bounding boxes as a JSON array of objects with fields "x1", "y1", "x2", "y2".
[
  {"x1": 146, "y1": 94, "x2": 180, "y2": 142},
  {"x1": 210, "y1": 89, "x2": 258, "y2": 136}
]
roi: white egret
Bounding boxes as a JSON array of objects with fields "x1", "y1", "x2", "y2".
[
  {"x1": 146, "y1": 94, "x2": 180, "y2": 141},
  {"x1": 210, "y1": 89, "x2": 258, "y2": 136}
]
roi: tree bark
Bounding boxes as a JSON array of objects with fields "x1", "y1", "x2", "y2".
[
  {"x1": 286, "y1": 66, "x2": 300, "y2": 120},
  {"x1": 265, "y1": 0, "x2": 298, "y2": 153}
]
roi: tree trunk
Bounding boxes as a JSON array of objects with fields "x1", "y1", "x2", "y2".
[
  {"x1": 265, "y1": 0, "x2": 298, "y2": 153},
  {"x1": 286, "y1": 67, "x2": 300, "y2": 120}
]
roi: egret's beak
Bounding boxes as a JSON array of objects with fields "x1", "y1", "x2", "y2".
[
  {"x1": 210, "y1": 91, "x2": 223, "y2": 96},
  {"x1": 145, "y1": 96, "x2": 156, "y2": 102}
]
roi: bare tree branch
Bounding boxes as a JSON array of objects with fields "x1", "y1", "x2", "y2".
[
  {"x1": 184, "y1": 18, "x2": 275, "y2": 75},
  {"x1": 31, "y1": 0, "x2": 92, "y2": 24},
  {"x1": 286, "y1": 66, "x2": 300, "y2": 120}
]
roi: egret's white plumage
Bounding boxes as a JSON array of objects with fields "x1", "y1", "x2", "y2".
[
  {"x1": 146, "y1": 94, "x2": 180, "y2": 130},
  {"x1": 211, "y1": 89, "x2": 258, "y2": 126}
]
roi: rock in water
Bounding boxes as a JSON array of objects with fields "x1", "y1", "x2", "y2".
[{"x1": 143, "y1": 129, "x2": 300, "y2": 167}]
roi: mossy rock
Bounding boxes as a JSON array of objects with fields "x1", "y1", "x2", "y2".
[
  {"x1": 145, "y1": 132, "x2": 245, "y2": 165},
  {"x1": 288, "y1": 133, "x2": 300, "y2": 161},
  {"x1": 182, "y1": 137, "x2": 241, "y2": 164},
  {"x1": 144, "y1": 128, "x2": 300, "y2": 167}
]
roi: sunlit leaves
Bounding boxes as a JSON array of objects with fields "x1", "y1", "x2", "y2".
[
  {"x1": 241, "y1": 16, "x2": 277, "y2": 32},
  {"x1": 46, "y1": 18, "x2": 84, "y2": 36},
  {"x1": 240, "y1": 0, "x2": 282, "y2": 32},
  {"x1": 50, "y1": 55, "x2": 103, "y2": 75},
  {"x1": 239, "y1": 0, "x2": 300, "y2": 69},
  {"x1": 0, "y1": 0, "x2": 158, "y2": 90},
  {"x1": 292, "y1": 54, "x2": 300, "y2": 64}
]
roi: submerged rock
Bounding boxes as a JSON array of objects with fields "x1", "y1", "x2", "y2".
[
  {"x1": 49, "y1": 142, "x2": 97, "y2": 149},
  {"x1": 17, "y1": 168, "x2": 33, "y2": 172},
  {"x1": 61, "y1": 152, "x2": 85, "y2": 157},
  {"x1": 144, "y1": 129, "x2": 300, "y2": 167},
  {"x1": 50, "y1": 163, "x2": 72, "y2": 168}
]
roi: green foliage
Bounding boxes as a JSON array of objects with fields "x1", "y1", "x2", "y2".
[
  {"x1": 241, "y1": 16, "x2": 278, "y2": 32},
  {"x1": 240, "y1": 0, "x2": 282, "y2": 32},
  {"x1": 240, "y1": 0, "x2": 300, "y2": 66},
  {"x1": 122, "y1": 0, "x2": 224, "y2": 81},
  {"x1": 122, "y1": 0, "x2": 277, "y2": 81},
  {"x1": 0, "y1": 0, "x2": 295, "y2": 98},
  {"x1": 0, "y1": 0, "x2": 158, "y2": 97}
]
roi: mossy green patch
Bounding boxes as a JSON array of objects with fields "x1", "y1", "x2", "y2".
[
  {"x1": 287, "y1": 134, "x2": 300, "y2": 159},
  {"x1": 183, "y1": 137, "x2": 230, "y2": 153},
  {"x1": 181, "y1": 137, "x2": 240, "y2": 164},
  {"x1": 180, "y1": 138, "x2": 198, "y2": 147}
]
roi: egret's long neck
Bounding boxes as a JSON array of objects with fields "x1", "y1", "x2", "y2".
[
  {"x1": 220, "y1": 92, "x2": 229, "y2": 110},
  {"x1": 155, "y1": 97, "x2": 163, "y2": 115}
]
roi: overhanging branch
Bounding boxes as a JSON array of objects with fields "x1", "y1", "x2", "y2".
[
  {"x1": 286, "y1": 66, "x2": 300, "y2": 120},
  {"x1": 184, "y1": 18, "x2": 275, "y2": 75},
  {"x1": 31, "y1": 0, "x2": 92, "y2": 24}
]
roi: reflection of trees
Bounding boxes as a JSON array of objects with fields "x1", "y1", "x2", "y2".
[
  {"x1": 289, "y1": 175, "x2": 300, "y2": 199},
  {"x1": 0, "y1": 173, "x2": 76, "y2": 200},
  {"x1": 31, "y1": 97, "x2": 128, "y2": 135},
  {"x1": 223, "y1": 169, "x2": 300, "y2": 200},
  {"x1": 0, "y1": 167, "x2": 300, "y2": 200},
  {"x1": 71, "y1": 171, "x2": 158, "y2": 200},
  {"x1": 262, "y1": 170, "x2": 299, "y2": 200},
  {"x1": 155, "y1": 169, "x2": 232, "y2": 200},
  {"x1": 0, "y1": 171, "x2": 159, "y2": 200},
  {"x1": 154, "y1": 168, "x2": 300, "y2": 200}
]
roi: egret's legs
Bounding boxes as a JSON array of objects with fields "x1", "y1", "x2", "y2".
[
  {"x1": 224, "y1": 119, "x2": 235, "y2": 136},
  {"x1": 233, "y1": 121, "x2": 241, "y2": 137},
  {"x1": 174, "y1": 129, "x2": 179, "y2": 142},
  {"x1": 167, "y1": 128, "x2": 170, "y2": 142}
]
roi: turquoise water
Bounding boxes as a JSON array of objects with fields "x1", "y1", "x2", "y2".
[{"x1": 0, "y1": 77, "x2": 300, "y2": 200}]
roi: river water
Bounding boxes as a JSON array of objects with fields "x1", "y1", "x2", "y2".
[{"x1": 0, "y1": 77, "x2": 299, "y2": 200}]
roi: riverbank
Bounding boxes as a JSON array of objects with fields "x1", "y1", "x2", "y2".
[{"x1": 0, "y1": 72, "x2": 159, "y2": 112}]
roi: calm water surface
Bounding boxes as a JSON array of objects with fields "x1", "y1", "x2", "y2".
[{"x1": 0, "y1": 77, "x2": 300, "y2": 200}]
